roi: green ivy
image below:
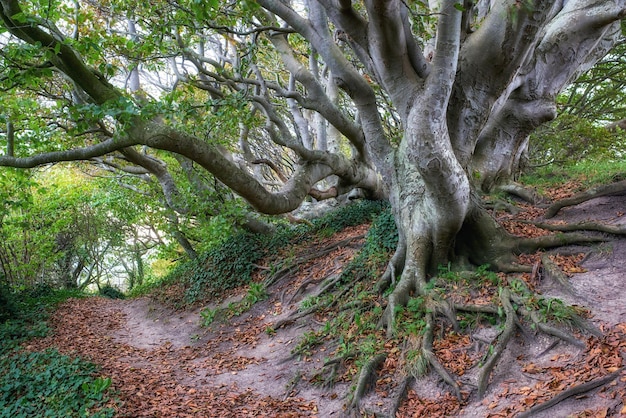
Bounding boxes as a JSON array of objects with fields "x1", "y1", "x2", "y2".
[
  {"x1": 160, "y1": 200, "x2": 389, "y2": 305},
  {"x1": 0, "y1": 349, "x2": 115, "y2": 418}
]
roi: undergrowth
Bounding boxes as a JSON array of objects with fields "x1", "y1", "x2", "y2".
[
  {"x1": 0, "y1": 349, "x2": 115, "y2": 418},
  {"x1": 140, "y1": 200, "x2": 387, "y2": 307},
  {"x1": 0, "y1": 286, "x2": 117, "y2": 417}
]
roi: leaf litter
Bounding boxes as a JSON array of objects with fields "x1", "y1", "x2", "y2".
[{"x1": 19, "y1": 196, "x2": 626, "y2": 417}]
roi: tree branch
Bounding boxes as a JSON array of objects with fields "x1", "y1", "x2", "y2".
[{"x1": 0, "y1": 136, "x2": 139, "y2": 168}]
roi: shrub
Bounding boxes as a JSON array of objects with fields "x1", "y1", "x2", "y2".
[
  {"x1": 98, "y1": 284, "x2": 125, "y2": 299},
  {"x1": 0, "y1": 284, "x2": 18, "y2": 322}
]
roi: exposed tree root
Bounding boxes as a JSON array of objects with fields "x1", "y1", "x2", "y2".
[
  {"x1": 496, "y1": 182, "x2": 541, "y2": 204},
  {"x1": 477, "y1": 288, "x2": 517, "y2": 397},
  {"x1": 375, "y1": 238, "x2": 407, "y2": 293},
  {"x1": 545, "y1": 178, "x2": 626, "y2": 218},
  {"x1": 389, "y1": 375, "x2": 414, "y2": 418},
  {"x1": 528, "y1": 311, "x2": 586, "y2": 348},
  {"x1": 315, "y1": 351, "x2": 356, "y2": 389},
  {"x1": 273, "y1": 306, "x2": 318, "y2": 330},
  {"x1": 515, "y1": 232, "x2": 606, "y2": 253},
  {"x1": 264, "y1": 236, "x2": 362, "y2": 287},
  {"x1": 422, "y1": 312, "x2": 462, "y2": 399},
  {"x1": 349, "y1": 353, "x2": 387, "y2": 411},
  {"x1": 540, "y1": 253, "x2": 575, "y2": 294},
  {"x1": 484, "y1": 199, "x2": 522, "y2": 215},
  {"x1": 531, "y1": 220, "x2": 626, "y2": 235},
  {"x1": 516, "y1": 368, "x2": 623, "y2": 418}
]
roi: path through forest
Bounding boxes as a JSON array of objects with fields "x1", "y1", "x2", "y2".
[{"x1": 24, "y1": 194, "x2": 626, "y2": 417}]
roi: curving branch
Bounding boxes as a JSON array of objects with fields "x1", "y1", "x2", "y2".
[{"x1": 0, "y1": 136, "x2": 139, "y2": 168}]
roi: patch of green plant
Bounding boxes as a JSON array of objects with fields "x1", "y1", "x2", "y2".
[
  {"x1": 405, "y1": 348, "x2": 429, "y2": 378},
  {"x1": 300, "y1": 295, "x2": 321, "y2": 310},
  {"x1": 508, "y1": 278, "x2": 531, "y2": 297},
  {"x1": 311, "y1": 200, "x2": 387, "y2": 236},
  {"x1": 535, "y1": 297, "x2": 583, "y2": 325},
  {"x1": 521, "y1": 159, "x2": 626, "y2": 191},
  {"x1": 338, "y1": 204, "x2": 397, "y2": 284},
  {"x1": 246, "y1": 282, "x2": 268, "y2": 304},
  {"x1": 98, "y1": 284, "x2": 125, "y2": 299},
  {"x1": 394, "y1": 296, "x2": 428, "y2": 337},
  {"x1": 292, "y1": 330, "x2": 323, "y2": 357},
  {"x1": 0, "y1": 284, "x2": 18, "y2": 322},
  {"x1": 199, "y1": 307, "x2": 218, "y2": 327},
  {"x1": 475, "y1": 264, "x2": 501, "y2": 286},
  {"x1": 0, "y1": 286, "x2": 85, "y2": 356},
  {"x1": 199, "y1": 283, "x2": 268, "y2": 326},
  {"x1": 528, "y1": 113, "x2": 626, "y2": 169},
  {"x1": 0, "y1": 348, "x2": 115, "y2": 418}
]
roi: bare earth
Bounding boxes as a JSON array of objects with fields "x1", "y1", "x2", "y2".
[{"x1": 26, "y1": 194, "x2": 626, "y2": 417}]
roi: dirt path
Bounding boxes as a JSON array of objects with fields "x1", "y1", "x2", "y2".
[{"x1": 24, "y1": 197, "x2": 626, "y2": 417}]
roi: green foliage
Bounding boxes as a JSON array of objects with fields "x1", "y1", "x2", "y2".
[
  {"x1": 98, "y1": 285, "x2": 125, "y2": 300},
  {"x1": 0, "y1": 349, "x2": 115, "y2": 418},
  {"x1": 312, "y1": 200, "x2": 387, "y2": 236},
  {"x1": 0, "y1": 284, "x2": 18, "y2": 322},
  {"x1": 395, "y1": 296, "x2": 428, "y2": 337},
  {"x1": 521, "y1": 159, "x2": 626, "y2": 192},
  {"x1": 405, "y1": 349, "x2": 429, "y2": 378},
  {"x1": 156, "y1": 200, "x2": 388, "y2": 306},
  {"x1": 182, "y1": 232, "x2": 265, "y2": 304},
  {"x1": 338, "y1": 203, "x2": 397, "y2": 284},
  {"x1": 199, "y1": 307, "x2": 218, "y2": 327},
  {"x1": 292, "y1": 330, "x2": 323, "y2": 357},
  {"x1": 529, "y1": 114, "x2": 626, "y2": 167},
  {"x1": 0, "y1": 287, "x2": 116, "y2": 417},
  {"x1": 0, "y1": 287, "x2": 85, "y2": 356}
]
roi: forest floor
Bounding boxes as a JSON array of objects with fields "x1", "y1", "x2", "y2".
[{"x1": 24, "y1": 191, "x2": 626, "y2": 417}]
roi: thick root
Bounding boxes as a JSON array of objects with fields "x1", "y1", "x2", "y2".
[
  {"x1": 496, "y1": 182, "x2": 541, "y2": 204},
  {"x1": 531, "y1": 220, "x2": 626, "y2": 235},
  {"x1": 545, "y1": 178, "x2": 626, "y2": 218},
  {"x1": 389, "y1": 376, "x2": 414, "y2": 418},
  {"x1": 422, "y1": 312, "x2": 462, "y2": 399},
  {"x1": 540, "y1": 253, "x2": 575, "y2": 294},
  {"x1": 515, "y1": 232, "x2": 606, "y2": 253},
  {"x1": 349, "y1": 353, "x2": 387, "y2": 411},
  {"x1": 477, "y1": 288, "x2": 517, "y2": 398}
]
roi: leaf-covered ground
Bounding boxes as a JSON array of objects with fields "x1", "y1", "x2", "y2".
[{"x1": 22, "y1": 195, "x2": 626, "y2": 417}]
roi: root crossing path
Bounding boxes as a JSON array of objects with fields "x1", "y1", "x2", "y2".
[{"x1": 21, "y1": 195, "x2": 626, "y2": 417}]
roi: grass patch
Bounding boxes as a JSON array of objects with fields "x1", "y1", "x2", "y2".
[{"x1": 521, "y1": 159, "x2": 626, "y2": 190}]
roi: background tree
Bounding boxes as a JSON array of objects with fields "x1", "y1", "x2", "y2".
[{"x1": 1, "y1": 0, "x2": 625, "y2": 398}]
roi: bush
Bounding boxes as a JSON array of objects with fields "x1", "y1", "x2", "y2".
[
  {"x1": 98, "y1": 284, "x2": 125, "y2": 300},
  {"x1": 529, "y1": 114, "x2": 626, "y2": 166},
  {"x1": 0, "y1": 284, "x2": 18, "y2": 322}
]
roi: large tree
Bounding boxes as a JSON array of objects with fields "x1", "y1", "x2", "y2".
[{"x1": 1, "y1": 0, "x2": 625, "y2": 400}]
